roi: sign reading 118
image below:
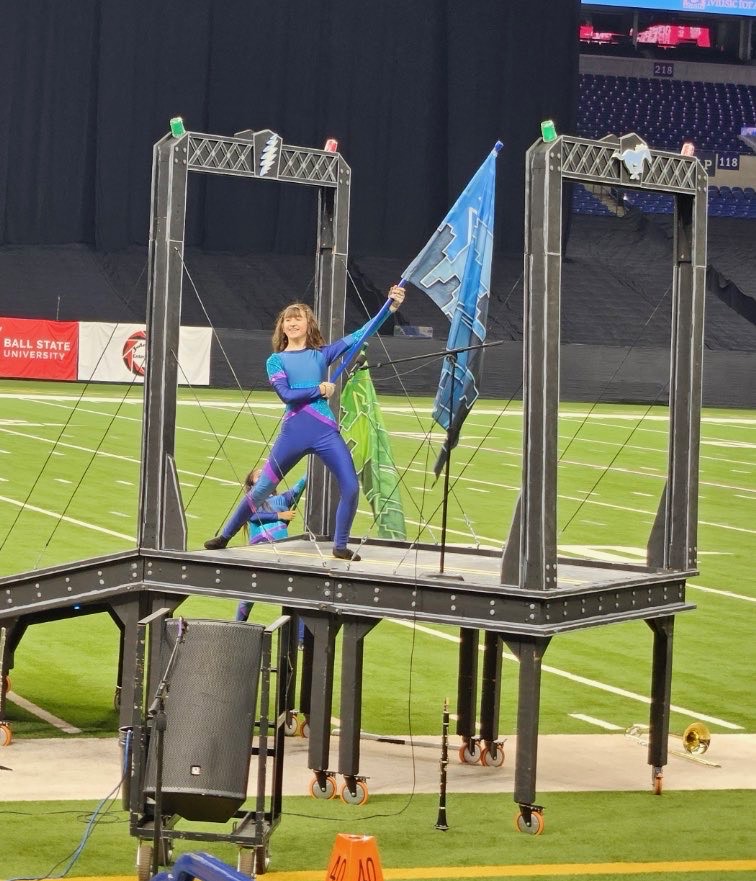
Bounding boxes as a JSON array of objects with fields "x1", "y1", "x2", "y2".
[{"x1": 717, "y1": 154, "x2": 740, "y2": 170}]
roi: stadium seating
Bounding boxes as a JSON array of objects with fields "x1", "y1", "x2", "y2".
[
  {"x1": 574, "y1": 73, "x2": 756, "y2": 218},
  {"x1": 577, "y1": 73, "x2": 756, "y2": 153}
]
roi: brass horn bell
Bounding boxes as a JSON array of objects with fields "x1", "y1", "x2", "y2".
[{"x1": 682, "y1": 721, "x2": 711, "y2": 755}]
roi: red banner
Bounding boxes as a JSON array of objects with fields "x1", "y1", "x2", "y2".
[{"x1": 0, "y1": 317, "x2": 79, "y2": 380}]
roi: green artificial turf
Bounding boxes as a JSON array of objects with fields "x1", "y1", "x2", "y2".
[
  {"x1": 1, "y1": 791, "x2": 755, "y2": 880},
  {"x1": 0, "y1": 382, "x2": 754, "y2": 881},
  {"x1": 0, "y1": 382, "x2": 754, "y2": 742}
]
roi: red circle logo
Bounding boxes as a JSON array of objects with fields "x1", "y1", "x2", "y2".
[{"x1": 122, "y1": 330, "x2": 147, "y2": 377}]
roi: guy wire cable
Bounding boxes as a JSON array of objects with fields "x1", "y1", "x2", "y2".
[
  {"x1": 412, "y1": 257, "x2": 670, "y2": 536},
  {"x1": 556, "y1": 279, "x2": 674, "y2": 536},
  {"x1": 345, "y1": 265, "x2": 526, "y2": 560},
  {"x1": 340, "y1": 261, "x2": 478, "y2": 551},
  {"x1": 341, "y1": 378, "x2": 442, "y2": 559},
  {"x1": 558, "y1": 380, "x2": 671, "y2": 539},
  {"x1": 376, "y1": 269, "x2": 527, "y2": 553},
  {"x1": 337, "y1": 266, "x2": 437, "y2": 792},
  {"x1": 283, "y1": 606, "x2": 422, "y2": 823},
  {"x1": 1, "y1": 333, "x2": 145, "y2": 562},
  {"x1": 0, "y1": 259, "x2": 149, "y2": 560},
  {"x1": 555, "y1": 282, "x2": 672, "y2": 467},
  {"x1": 179, "y1": 255, "x2": 320, "y2": 544},
  {"x1": 368, "y1": 264, "x2": 523, "y2": 547},
  {"x1": 29, "y1": 371, "x2": 144, "y2": 570},
  {"x1": 178, "y1": 255, "x2": 288, "y2": 484},
  {"x1": 171, "y1": 353, "x2": 292, "y2": 565}
]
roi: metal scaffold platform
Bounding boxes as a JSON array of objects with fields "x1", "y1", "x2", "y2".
[{"x1": 0, "y1": 127, "x2": 707, "y2": 853}]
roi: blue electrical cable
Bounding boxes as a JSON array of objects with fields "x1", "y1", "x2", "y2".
[{"x1": 8, "y1": 732, "x2": 130, "y2": 881}]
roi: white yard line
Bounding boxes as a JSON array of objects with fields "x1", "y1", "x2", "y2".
[
  {"x1": 22, "y1": 398, "x2": 276, "y2": 451},
  {"x1": 688, "y1": 583, "x2": 756, "y2": 603},
  {"x1": 388, "y1": 619, "x2": 743, "y2": 731},
  {"x1": 3, "y1": 394, "x2": 755, "y2": 426},
  {"x1": 0, "y1": 495, "x2": 134, "y2": 541},
  {"x1": 0, "y1": 427, "x2": 239, "y2": 486},
  {"x1": 569, "y1": 713, "x2": 624, "y2": 731},
  {"x1": 6, "y1": 690, "x2": 82, "y2": 734}
]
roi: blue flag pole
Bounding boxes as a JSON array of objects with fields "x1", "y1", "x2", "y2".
[{"x1": 401, "y1": 139, "x2": 502, "y2": 574}]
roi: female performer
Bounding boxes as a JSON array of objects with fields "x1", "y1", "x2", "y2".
[{"x1": 205, "y1": 284, "x2": 405, "y2": 561}]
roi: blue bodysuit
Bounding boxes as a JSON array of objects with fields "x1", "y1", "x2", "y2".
[
  {"x1": 246, "y1": 476, "x2": 306, "y2": 545},
  {"x1": 219, "y1": 312, "x2": 388, "y2": 549}
]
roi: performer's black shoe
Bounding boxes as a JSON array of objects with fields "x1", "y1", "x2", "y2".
[
  {"x1": 332, "y1": 546, "x2": 361, "y2": 562},
  {"x1": 204, "y1": 535, "x2": 229, "y2": 550}
]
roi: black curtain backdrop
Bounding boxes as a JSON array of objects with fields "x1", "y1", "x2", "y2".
[{"x1": 0, "y1": 0, "x2": 579, "y2": 257}]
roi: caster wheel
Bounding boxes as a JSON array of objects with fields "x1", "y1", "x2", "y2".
[
  {"x1": 458, "y1": 741, "x2": 480, "y2": 765},
  {"x1": 0, "y1": 722, "x2": 12, "y2": 747},
  {"x1": 340, "y1": 780, "x2": 369, "y2": 806},
  {"x1": 514, "y1": 810, "x2": 544, "y2": 835},
  {"x1": 309, "y1": 774, "x2": 337, "y2": 799},
  {"x1": 284, "y1": 713, "x2": 298, "y2": 736},
  {"x1": 480, "y1": 745, "x2": 505, "y2": 767},
  {"x1": 136, "y1": 843, "x2": 153, "y2": 881},
  {"x1": 653, "y1": 773, "x2": 663, "y2": 795},
  {"x1": 237, "y1": 848, "x2": 255, "y2": 877},
  {"x1": 298, "y1": 719, "x2": 310, "y2": 738}
]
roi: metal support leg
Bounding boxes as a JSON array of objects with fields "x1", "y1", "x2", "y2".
[
  {"x1": 0, "y1": 618, "x2": 19, "y2": 722},
  {"x1": 281, "y1": 606, "x2": 300, "y2": 720},
  {"x1": 111, "y1": 593, "x2": 184, "y2": 730},
  {"x1": 506, "y1": 637, "x2": 550, "y2": 813},
  {"x1": 108, "y1": 597, "x2": 145, "y2": 728},
  {"x1": 299, "y1": 614, "x2": 341, "y2": 776},
  {"x1": 480, "y1": 631, "x2": 503, "y2": 754},
  {"x1": 298, "y1": 624, "x2": 314, "y2": 718},
  {"x1": 456, "y1": 628, "x2": 479, "y2": 745},
  {"x1": 338, "y1": 617, "x2": 378, "y2": 780},
  {"x1": 647, "y1": 616, "x2": 674, "y2": 793}
]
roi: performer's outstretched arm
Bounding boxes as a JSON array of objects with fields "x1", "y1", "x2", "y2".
[{"x1": 322, "y1": 285, "x2": 405, "y2": 366}]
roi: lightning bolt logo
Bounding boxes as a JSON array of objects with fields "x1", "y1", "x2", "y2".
[{"x1": 259, "y1": 135, "x2": 279, "y2": 177}]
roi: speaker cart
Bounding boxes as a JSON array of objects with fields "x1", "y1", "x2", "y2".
[{"x1": 125, "y1": 610, "x2": 290, "y2": 880}]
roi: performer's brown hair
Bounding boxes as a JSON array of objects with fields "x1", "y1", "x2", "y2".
[{"x1": 271, "y1": 303, "x2": 326, "y2": 351}]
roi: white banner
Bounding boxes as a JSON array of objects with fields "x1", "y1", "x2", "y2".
[{"x1": 77, "y1": 323, "x2": 212, "y2": 385}]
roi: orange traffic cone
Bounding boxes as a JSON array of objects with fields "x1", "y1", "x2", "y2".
[{"x1": 324, "y1": 833, "x2": 384, "y2": 881}]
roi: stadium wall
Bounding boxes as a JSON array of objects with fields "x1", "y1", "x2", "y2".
[
  {"x1": 211, "y1": 330, "x2": 756, "y2": 409},
  {"x1": 3, "y1": 320, "x2": 753, "y2": 407}
]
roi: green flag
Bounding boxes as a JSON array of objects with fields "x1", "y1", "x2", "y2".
[{"x1": 340, "y1": 363, "x2": 406, "y2": 540}]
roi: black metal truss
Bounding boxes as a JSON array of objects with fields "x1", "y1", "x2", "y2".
[{"x1": 0, "y1": 548, "x2": 694, "y2": 637}]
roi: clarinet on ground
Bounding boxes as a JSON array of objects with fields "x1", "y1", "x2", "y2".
[{"x1": 435, "y1": 697, "x2": 450, "y2": 831}]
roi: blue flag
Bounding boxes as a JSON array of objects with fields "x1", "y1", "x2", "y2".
[{"x1": 402, "y1": 143, "x2": 500, "y2": 477}]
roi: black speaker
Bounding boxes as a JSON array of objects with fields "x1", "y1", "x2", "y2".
[{"x1": 144, "y1": 619, "x2": 264, "y2": 822}]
